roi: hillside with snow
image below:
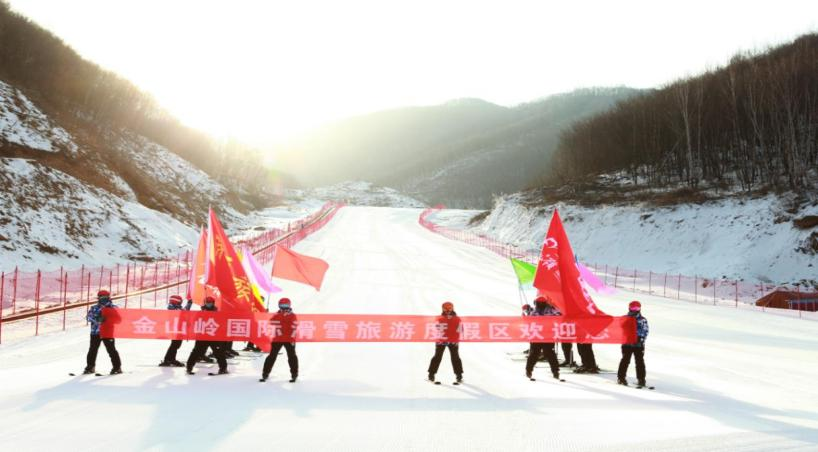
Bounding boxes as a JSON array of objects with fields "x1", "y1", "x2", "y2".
[
  {"x1": 460, "y1": 192, "x2": 818, "y2": 286},
  {"x1": 0, "y1": 76, "x2": 284, "y2": 272}
]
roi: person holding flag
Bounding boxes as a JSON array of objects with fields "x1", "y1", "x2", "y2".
[
  {"x1": 260, "y1": 298, "x2": 299, "y2": 383},
  {"x1": 185, "y1": 296, "x2": 228, "y2": 375}
]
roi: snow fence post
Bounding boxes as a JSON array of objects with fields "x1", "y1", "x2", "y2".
[
  {"x1": 98, "y1": 266, "x2": 104, "y2": 294},
  {"x1": 60, "y1": 266, "x2": 66, "y2": 331},
  {"x1": 694, "y1": 275, "x2": 698, "y2": 303},
  {"x1": 663, "y1": 273, "x2": 668, "y2": 297},
  {"x1": 614, "y1": 267, "x2": 619, "y2": 288},
  {"x1": 35, "y1": 270, "x2": 41, "y2": 336},
  {"x1": 62, "y1": 275, "x2": 68, "y2": 331},
  {"x1": 648, "y1": 271, "x2": 652, "y2": 294},
  {"x1": 123, "y1": 263, "x2": 130, "y2": 309},
  {"x1": 115, "y1": 264, "x2": 120, "y2": 294},
  {"x1": 713, "y1": 277, "x2": 717, "y2": 305},
  {"x1": 633, "y1": 269, "x2": 637, "y2": 291},
  {"x1": 12, "y1": 266, "x2": 18, "y2": 315},
  {"x1": 677, "y1": 274, "x2": 682, "y2": 300},
  {"x1": 0, "y1": 271, "x2": 5, "y2": 345},
  {"x1": 604, "y1": 265, "x2": 608, "y2": 284},
  {"x1": 86, "y1": 273, "x2": 91, "y2": 318},
  {"x1": 735, "y1": 280, "x2": 738, "y2": 307},
  {"x1": 153, "y1": 262, "x2": 159, "y2": 307}
]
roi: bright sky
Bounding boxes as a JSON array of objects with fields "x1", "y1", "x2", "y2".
[{"x1": 7, "y1": 0, "x2": 818, "y2": 145}]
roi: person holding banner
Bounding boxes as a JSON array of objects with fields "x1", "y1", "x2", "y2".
[
  {"x1": 427, "y1": 301, "x2": 464, "y2": 384},
  {"x1": 159, "y1": 295, "x2": 192, "y2": 367},
  {"x1": 525, "y1": 296, "x2": 561, "y2": 381},
  {"x1": 185, "y1": 296, "x2": 228, "y2": 375},
  {"x1": 260, "y1": 298, "x2": 299, "y2": 383},
  {"x1": 83, "y1": 290, "x2": 123, "y2": 375},
  {"x1": 617, "y1": 301, "x2": 650, "y2": 387}
]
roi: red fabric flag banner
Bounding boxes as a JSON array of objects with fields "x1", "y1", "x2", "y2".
[
  {"x1": 99, "y1": 309, "x2": 636, "y2": 344},
  {"x1": 271, "y1": 245, "x2": 329, "y2": 291},
  {"x1": 533, "y1": 209, "x2": 607, "y2": 317},
  {"x1": 205, "y1": 208, "x2": 265, "y2": 312},
  {"x1": 187, "y1": 227, "x2": 214, "y2": 306}
]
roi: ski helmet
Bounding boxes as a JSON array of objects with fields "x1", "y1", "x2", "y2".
[
  {"x1": 97, "y1": 289, "x2": 110, "y2": 298},
  {"x1": 442, "y1": 301, "x2": 454, "y2": 311},
  {"x1": 629, "y1": 300, "x2": 641, "y2": 311},
  {"x1": 204, "y1": 296, "x2": 216, "y2": 304},
  {"x1": 169, "y1": 294, "x2": 183, "y2": 304},
  {"x1": 278, "y1": 297, "x2": 291, "y2": 309}
]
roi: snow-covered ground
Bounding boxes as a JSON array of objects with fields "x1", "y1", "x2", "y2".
[
  {"x1": 290, "y1": 181, "x2": 426, "y2": 208},
  {"x1": 470, "y1": 194, "x2": 818, "y2": 286},
  {"x1": 1, "y1": 207, "x2": 816, "y2": 451}
]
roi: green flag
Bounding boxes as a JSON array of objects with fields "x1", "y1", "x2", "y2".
[{"x1": 510, "y1": 258, "x2": 537, "y2": 285}]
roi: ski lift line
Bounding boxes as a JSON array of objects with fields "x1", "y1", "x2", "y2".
[{"x1": 0, "y1": 205, "x2": 341, "y2": 327}]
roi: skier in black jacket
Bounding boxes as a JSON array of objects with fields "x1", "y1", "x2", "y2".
[
  {"x1": 525, "y1": 296, "x2": 561, "y2": 381},
  {"x1": 185, "y1": 296, "x2": 228, "y2": 375},
  {"x1": 427, "y1": 301, "x2": 464, "y2": 384},
  {"x1": 159, "y1": 294, "x2": 192, "y2": 367}
]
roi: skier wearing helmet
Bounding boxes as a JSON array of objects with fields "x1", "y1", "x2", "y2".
[
  {"x1": 82, "y1": 289, "x2": 122, "y2": 375},
  {"x1": 185, "y1": 296, "x2": 228, "y2": 375},
  {"x1": 617, "y1": 300, "x2": 650, "y2": 387},
  {"x1": 159, "y1": 294, "x2": 192, "y2": 367},
  {"x1": 260, "y1": 297, "x2": 299, "y2": 383},
  {"x1": 427, "y1": 301, "x2": 464, "y2": 384},
  {"x1": 525, "y1": 296, "x2": 561, "y2": 381}
]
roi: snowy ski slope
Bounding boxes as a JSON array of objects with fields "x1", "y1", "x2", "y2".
[{"x1": 0, "y1": 207, "x2": 816, "y2": 451}]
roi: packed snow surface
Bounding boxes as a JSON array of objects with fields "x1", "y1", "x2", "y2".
[{"x1": 1, "y1": 207, "x2": 816, "y2": 451}]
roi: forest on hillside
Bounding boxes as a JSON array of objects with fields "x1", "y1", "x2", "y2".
[
  {"x1": 548, "y1": 34, "x2": 818, "y2": 192},
  {"x1": 0, "y1": 2, "x2": 270, "y2": 192}
]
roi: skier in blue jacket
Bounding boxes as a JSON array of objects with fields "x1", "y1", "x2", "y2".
[
  {"x1": 84, "y1": 290, "x2": 122, "y2": 375},
  {"x1": 617, "y1": 300, "x2": 650, "y2": 387}
]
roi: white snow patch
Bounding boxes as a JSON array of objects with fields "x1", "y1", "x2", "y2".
[{"x1": 0, "y1": 80, "x2": 79, "y2": 154}]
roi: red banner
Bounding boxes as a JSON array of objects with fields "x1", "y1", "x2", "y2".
[{"x1": 99, "y1": 309, "x2": 636, "y2": 344}]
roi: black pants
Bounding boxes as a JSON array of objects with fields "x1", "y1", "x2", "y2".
[
  {"x1": 163, "y1": 340, "x2": 183, "y2": 363},
  {"x1": 560, "y1": 343, "x2": 573, "y2": 363},
  {"x1": 618, "y1": 346, "x2": 646, "y2": 382},
  {"x1": 577, "y1": 343, "x2": 597, "y2": 368},
  {"x1": 262, "y1": 342, "x2": 299, "y2": 378},
  {"x1": 187, "y1": 341, "x2": 227, "y2": 372},
  {"x1": 428, "y1": 343, "x2": 463, "y2": 377},
  {"x1": 86, "y1": 334, "x2": 121, "y2": 370},
  {"x1": 526, "y1": 342, "x2": 559, "y2": 376}
]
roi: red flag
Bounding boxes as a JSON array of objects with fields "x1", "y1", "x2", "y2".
[
  {"x1": 188, "y1": 227, "x2": 213, "y2": 305},
  {"x1": 533, "y1": 209, "x2": 607, "y2": 317},
  {"x1": 205, "y1": 208, "x2": 265, "y2": 312},
  {"x1": 271, "y1": 245, "x2": 329, "y2": 291}
]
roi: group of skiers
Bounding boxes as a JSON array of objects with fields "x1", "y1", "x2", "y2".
[{"x1": 82, "y1": 291, "x2": 649, "y2": 387}]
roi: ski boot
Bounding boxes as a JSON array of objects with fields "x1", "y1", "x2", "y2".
[
  {"x1": 110, "y1": 367, "x2": 123, "y2": 375},
  {"x1": 82, "y1": 367, "x2": 95, "y2": 375},
  {"x1": 171, "y1": 360, "x2": 185, "y2": 367},
  {"x1": 617, "y1": 377, "x2": 628, "y2": 386}
]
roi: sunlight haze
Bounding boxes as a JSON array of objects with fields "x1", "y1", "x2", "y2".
[{"x1": 7, "y1": 0, "x2": 818, "y2": 145}]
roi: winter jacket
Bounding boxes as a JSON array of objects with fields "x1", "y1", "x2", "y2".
[
  {"x1": 87, "y1": 298, "x2": 116, "y2": 335},
  {"x1": 626, "y1": 311, "x2": 649, "y2": 348},
  {"x1": 272, "y1": 308, "x2": 298, "y2": 341},
  {"x1": 436, "y1": 311, "x2": 461, "y2": 345}
]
